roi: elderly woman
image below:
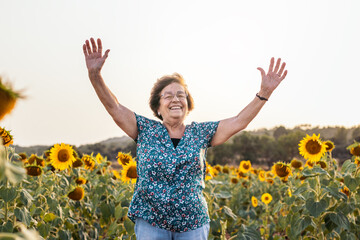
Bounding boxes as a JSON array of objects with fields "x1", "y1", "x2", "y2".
[{"x1": 83, "y1": 38, "x2": 287, "y2": 240}]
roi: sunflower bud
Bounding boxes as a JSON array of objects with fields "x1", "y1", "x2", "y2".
[{"x1": 68, "y1": 187, "x2": 85, "y2": 201}]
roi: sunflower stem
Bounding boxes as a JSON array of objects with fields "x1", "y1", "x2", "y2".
[
  {"x1": 4, "y1": 201, "x2": 8, "y2": 223},
  {"x1": 264, "y1": 205, "x2": 269, "y2": 239},
  {"x1": 316, "y1": 175, "x2": 321, "y2": 201},
  {"x1": 4, "y1": 178, "x2": 8, "y2": 222},
  {"x1": 13, "y1": 200, "x2": 16, "y2": 224}
]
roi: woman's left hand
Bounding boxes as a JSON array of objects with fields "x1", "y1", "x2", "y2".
[{"x1": 257, "y1": 57, "x2": 287, "y2": 98}]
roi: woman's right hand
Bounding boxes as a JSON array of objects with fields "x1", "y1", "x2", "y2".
[{"x1": 83, "y1": 38, "x2": 110, "y2": 74}]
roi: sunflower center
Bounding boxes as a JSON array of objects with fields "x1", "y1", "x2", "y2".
[
  {"x1": 352, "y1": 146, "x2": 360, "y2": 156},
  {"x1": 127, "y1": 166, "x2": 138, "y2": 178},
  {"x1": 325, "y1": 142, "x2": 334, "y2": 151},
  {"x1": 291, "y1": 160, "x2": 302, "y2": 169},
  {"x1": 58, "y1": 149, "x2": 70, "y2": 162},
  {"x1": 243, "y1": 163, "x2": 250, "y2": 170},
  {"x1": 119, "y1": 155, "x2": 131, "y2": 165},
  {"x1": 305, "y1": 140, "x2": 322, "y2": 154},
  {"x1": 275, "y1": 164, "x2": 290, "y2": 177}
]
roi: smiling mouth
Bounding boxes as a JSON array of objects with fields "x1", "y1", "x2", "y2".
[{"x1": 169, "y1": 106, "x2": 182, "y2": 110}]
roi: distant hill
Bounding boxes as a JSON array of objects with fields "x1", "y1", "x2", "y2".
[
  {"x1": 11, "y1": 124, "x2": 360, "y2": 167},
  {"x1": 13, "y1": 136, "x2": 136, "y2": 161}
]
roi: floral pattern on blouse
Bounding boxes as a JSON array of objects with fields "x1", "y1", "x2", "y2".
[{"x1": 127, "y1": 113, "x2": 219, "y2": 232}]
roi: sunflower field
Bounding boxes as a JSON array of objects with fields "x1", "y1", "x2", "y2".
[{"x1": 1, "y1": 127, "x2": 360, "y2": 239}]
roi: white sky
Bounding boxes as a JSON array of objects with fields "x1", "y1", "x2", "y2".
[{"x1": 1, "y1": 0, "x2": 359, "y2": 147}]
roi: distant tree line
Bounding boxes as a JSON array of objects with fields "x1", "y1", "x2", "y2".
[
  {"x1": 14, "y1": 125, "x2": 360, "y2": 168},
  {"x1": 207, "y1": 125, "x2": 360, "y2": 168}
]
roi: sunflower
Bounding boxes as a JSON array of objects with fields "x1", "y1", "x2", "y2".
[
  {"x1": 272, "y1": 162, "x2": 292, "y2": 178},
  {"x1": 212, "y1": 168, "x2": 219, "y2": 177},
  {"x1": 205, "y1": 165, "x2": 215, "y2": 181},
  {"x1": 258, "y1": 170, "x2": 266, "y2": 182},
  {"x1": 214, "y1": 164, "x2": 222, "y2": 173},
  {"x1": 251, "y1": 196, "x2": 258, "y2": 207},
  {"x1": 0, "y1": 77, "x2": 24, "y2": 121},
  {"x1": 0, "y1": 127, "x2": 13, "y2": 146},
  {"x1": 230, "y1": 177, "x2": 239, "y2": 184},
  {"x1": 239, "y1": 160, "x2": 251, "y2": 173},
  {"x1": 82, "y1": 154, "x2": 96, "y2": 170},
  {"x1": 290, "y1": 158, "x2": 303, "y2": 169},
  {"x1": 251, "y1": 168, "x2": 259, "y2": 175},
  {"x1": 112, "y1": 170, "x2": 121, "y2": 179},
  {"x1": 95, "y1": 153, "x2": 104, "y2": 164},
  {"x1": 316, "y1": 160, "x2": 327, "y2": 169},
  {"x1": 117, "y1": 152, "x2": 133, "y2": 166},
  {"x1": 25, "y1": 166, "x2": 42, "y2": 177},
  {"x1": 350, "y1": 144, "x2": 360, "y2": 157},
  {"x1": 75, "y1": 177, "x2": 87, "y2": 185},
  {"x1": 68, "y1": 187, "x2": 85, "y2": 201},
  {"x1": 43, "y1": 150, "x2": 51, "y2": 158},
  {"x1": 280, "y1": 208, "x2": 289, "y2": 217},
  {"x1": 261, "y1": 193, "x2": 272, "y2": 205},
  {"x1": 49, "y1": 143, "x2": 76, "y2": 171},
  {"x1": 237, "y1": 170, "x2": 248, "y2": 180},
  {"x1": 26, "y1": 154, "x2": 45, "y2": 167},
  {"x1": 222, "y1": 166, "x2": 230, "y2": 174},
  {"x1": 324, "y1": 140, "x2": 335, "y2": 152},
  {"x1": 18, "y1": 153, "x2": 27, "y2": 162},
  {"x1": 288, "y1": 188, "x2": 292, "y2": 197},
  {"x1": 72, "y1": 158, "x2": 83, "y2": 168},
  {"x1": 341, "y1": 186, "x2": 350, "y2": 197},
  {"x1": 299, "y1": 134, "x2": 327, "y2": 162},
  {"x1": 265, "y1": 171, "x2": 275, "y2": 184},
  {"x1": 354, "y1": 157, "x2": 360, "y2": 166},
  {"x1": 305, "y1": 159, "x2": 315, "y2": 169},
  {"x1": 266, "y1": 178, "x2": 274, "y2": 185},
  {"x1": 265, "y1": 171, "x2": 275, "y2": 179},
  {"x1": 121, "y1": 160, "x2": 138, "y2": 184}
]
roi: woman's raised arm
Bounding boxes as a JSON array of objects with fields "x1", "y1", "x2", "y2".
[
  {"x1": 210, "y1": 57, "x2": 288, "y2": 147},
  {"x1": 83, "y1": 38, "x2": 137, "y2": 140}
]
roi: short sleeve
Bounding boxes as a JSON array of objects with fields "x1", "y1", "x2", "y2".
[
  {"x1": 134, "y1": 113, "x2": 159, "y2": 143},
  {"x1": 195, "y1": 121, "x2": 220, "y2": 148}
]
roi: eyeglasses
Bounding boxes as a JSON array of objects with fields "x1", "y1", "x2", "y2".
[{"x1": 160, "y1": 91, "x2": 188, "y2": 101}]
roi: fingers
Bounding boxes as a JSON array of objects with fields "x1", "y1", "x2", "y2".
[
  {"x1": 82, "y1": 44, "x2": 88, "y2": 57},
  {"x1": 83, "y1": 38, "x2": 105, "y2": 57},
  {"x1": 257, "y1": 67, "x2": 266, "y2": 78},
  {"x1": 103, "y1": 49, "x2": 110, "y2": 59},
  {"x1": 97, "y1": 38, "x2": 102, "y2": 54},
  {"x1": 280, "y1": 70, "x2": 288, "y2": 81},
  {"x1": 274, "y1": 58, "x2": 281, "y2": 72},
  {"x1": 261, "y1": 57, "x2": 287, "y2": 80},
  {"x1": 85, "y1": 40, "x2": 92, "y2": 55},
  {"x1": 90, "y1": 38, "x2": 97, "y2": 53},
  {"x1": 278, "y1": 62, "x2": 286, "y2": 76},
  {"x1": 267, "y1": 57, "x2": 274, "y2": 74}
]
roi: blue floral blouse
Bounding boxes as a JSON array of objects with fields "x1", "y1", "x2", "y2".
[{"x1": 127, "y1": 113, "x2": 219, "y2": 232}]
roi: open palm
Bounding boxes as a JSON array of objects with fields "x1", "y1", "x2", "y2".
[
  {"x1": 83, "y1": 38, "x2": 110, "y2": 73},
  {"x1": 257, "y1": 57, "x2": 287, "y2": 96}
]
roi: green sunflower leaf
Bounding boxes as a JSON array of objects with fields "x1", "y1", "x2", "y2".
[
  {"x1": 344, "y1": 175, "x2": 360, "y2": 191},
  {"x1": 0, "y1": 187, "x2": 17, "y2": 202},
  {"x1": 124, "y1": 218, "x2": 134, "y2": 236},
  {"x1": 341, "y1": 160, "x2": 357, "y2": 175},
  {"x1": 44, "y1": 213, "x2": 57, "y2": 222},
  {"x1": 14, "y1": 207, "x2": 31, "y2": 226},
  {"x1": 305, "y1": 198, "x2": 328, "y2": 218}
]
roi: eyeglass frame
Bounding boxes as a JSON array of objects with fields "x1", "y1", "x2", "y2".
[{"x1": 160, "y1": 91, "x2": 188, "y2": 101}]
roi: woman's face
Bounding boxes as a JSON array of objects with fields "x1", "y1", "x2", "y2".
[{"x1": 158, "y1": 82, "x2": 188, "y2": 123}]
